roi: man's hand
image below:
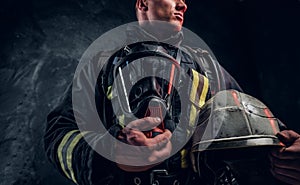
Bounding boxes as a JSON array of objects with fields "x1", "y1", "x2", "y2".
[
  {"x1": 115, "y1": 117, "x2": 172, "y2": 172},
  {"x1": 270, "y1": 130, "x2": 300, "y2": 185}
]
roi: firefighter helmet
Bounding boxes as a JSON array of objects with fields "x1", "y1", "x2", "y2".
[{"x1": 191, "y1": 90, "x2": 285, "y2": 185}]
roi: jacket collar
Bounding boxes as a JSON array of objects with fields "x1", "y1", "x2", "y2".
[{"x1": 126, "y1": 24, "x2": 183, "y2": 47}]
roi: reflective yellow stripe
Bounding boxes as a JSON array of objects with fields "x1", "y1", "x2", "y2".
[
  {"x1": 190, "y1": 70, "x2": 200, "y2": 103},
  {"x1": 118, "y1": 114, "x2": 125, "y2": 128},
  {"x1": 106, "y1": 86, "x2": 112, "y2": 100},
  {"x1": 189, "y1": 104, "x2": 197, "y2": 127},
  {"x1": 66, "y1": 131, "x2": 89, "y2": 184},
  {"x1": 189, "y1": 70, "x2": 200, "y2": 127},
  {"x1": 57, "y1": 130, "x2": 78, "y2": 179},
  {"x1": 189, "y1": 69, "x2": 209, "y2": 127},
  {"x1": 186, "y1": 130, "x2": 191, "y2": 138},
  {"x1": 199, "y1": 76, "x2": 209, "y2": 107},
  {"x1": 180, "y1": 149, "x2": 189, "y2": 169}
]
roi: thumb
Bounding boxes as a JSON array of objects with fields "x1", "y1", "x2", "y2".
[{"x1": 277, "y1": 130, "x2": 300, "y2": 146}]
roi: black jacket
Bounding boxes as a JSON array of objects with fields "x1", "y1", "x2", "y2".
[{"x1": 44, "y1": 26, "x2": 242, "y2": 185}]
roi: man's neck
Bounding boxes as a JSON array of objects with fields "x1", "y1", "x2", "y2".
[
  {"x1": 139, "y1": 21, "x2": 181, "y2": 41},
  {"x1": 126, "y1": 22, "x2": 184, "y2": 47}
]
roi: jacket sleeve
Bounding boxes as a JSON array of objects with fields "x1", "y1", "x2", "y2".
[
  {"x1": 44, "y1": 53, "x2": 121, "y2": 185},
  {"x1": 183, "y1": 46, "x2": 243, "y2": 94}
]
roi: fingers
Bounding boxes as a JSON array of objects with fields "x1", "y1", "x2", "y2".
[
  {"x1": 116, "y1": 129, "x2": 172, "y2": 162},
  {"x1": 122, "y1": 117, "x2": 170, "y2": 147},
  {"x1": 271, "y1": 142, "x2": 300, "y2": 160},
  {"x1": 125, "y1": 117, "x2": 162, "y2": 131},
  {"x1": 270, "y1": 130, "x2": 300, "y2": 160},
  {"x1": 125, "y1": 128, "x2": 171, "y2": 148},
  {"x1": 116, "y1": 140, "x2": 171, "y2": 163},
  {"x1": 277, "y1": 130, "x2": 300, "y2": 145},
  {"x1": 116, "y1": 120, "x2": 172, "y2": 170},
  {"x1": 271, "y1": 148, "x2": 300, "y2": 160},
  {"x1": 148, "y1": 141, "x2": 172, "y2": 162},
  {"x1": 146, "y1": 129, "x2": 172, "y2": 148},
  {"x1": 283, "y1": 134, "x2": 300, "y2": 154},
  {"x1": 269, "y1": 131, "x2": 300, "y2": 184}
]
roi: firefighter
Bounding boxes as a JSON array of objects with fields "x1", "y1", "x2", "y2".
[{"x1": 44, "y1": 0, "x2": 300, "y2": 184}]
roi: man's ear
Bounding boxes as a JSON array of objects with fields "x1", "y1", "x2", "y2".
[{"x1": 136, "y1": 0, "x2": 148, "y2": 11}]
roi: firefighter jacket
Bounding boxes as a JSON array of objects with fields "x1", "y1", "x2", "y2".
[{"x1": 44, "y1": 25, "x2": 242, "y2": 185}]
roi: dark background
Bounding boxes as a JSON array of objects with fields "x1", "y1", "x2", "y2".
[{"x1": 0, "y1": 0, "x2": 299, "y2": 184}]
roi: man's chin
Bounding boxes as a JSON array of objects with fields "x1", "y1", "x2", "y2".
[
  {"x1": 173, "y1": 25, "x2": 182, "y2": 32},
  {"x1": 160, "y1": 21, "x2": 183, "y2": 32},
  {"x1": 169, "y1": 21, "x2": 183, "y2": 32}
]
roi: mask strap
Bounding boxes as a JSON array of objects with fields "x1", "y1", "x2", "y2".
[{"x1": 167, "y1": 49, "x2": 182, "y2": 95}]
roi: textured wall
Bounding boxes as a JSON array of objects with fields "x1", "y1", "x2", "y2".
[
  {"x1": 0, "y1": 0, "x2": 299, "y2": 185},
  {"x1": 0, "y1": 1, "x2": 135, "y2": 184}
]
